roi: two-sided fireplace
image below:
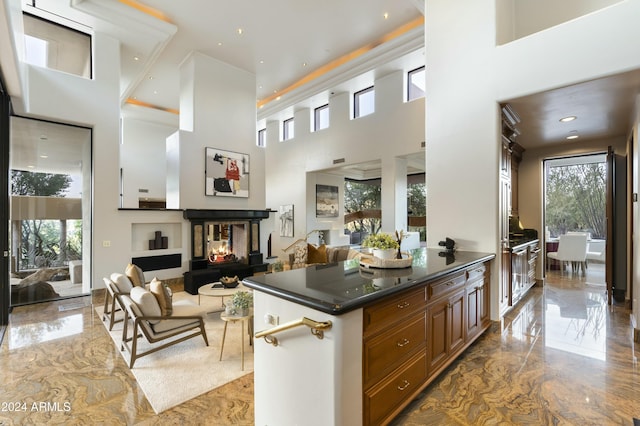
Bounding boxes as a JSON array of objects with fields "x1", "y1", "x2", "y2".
[{"x1": 182, "y1": 209, "x2": 270, "y2": 294}]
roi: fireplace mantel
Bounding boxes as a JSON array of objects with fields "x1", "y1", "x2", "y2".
[{"x1": 183, "y1": 209, "x2": 271, "y2": 221}]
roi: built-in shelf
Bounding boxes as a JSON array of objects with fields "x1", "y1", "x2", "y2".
[{"x1": 131, "y1": 223, "x2": 182, "y2": 252}]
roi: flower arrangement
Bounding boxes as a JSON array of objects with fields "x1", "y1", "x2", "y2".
[
  {"x1": 362, "y1": 232, "x2": 400, "y2": 250},
  {"x1": 231, "y1": 290, "x2": 253, "y2": 309}
]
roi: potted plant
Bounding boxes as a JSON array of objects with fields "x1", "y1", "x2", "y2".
[
  {"x1": 362, "y1": 232, "x2": 400, "y2": 260},
  {"x1": 227, "y1": 290, "x2": 253, "y2": 316}
]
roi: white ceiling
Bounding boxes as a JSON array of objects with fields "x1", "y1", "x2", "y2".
[{"x1": 11, "y1": 0, "x2": 640, "y2": 175}]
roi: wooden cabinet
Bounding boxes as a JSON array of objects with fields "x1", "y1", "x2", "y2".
[
  {"x1": 363, "y1": 262, "x2": 491, "y2": 425},
  {"x1": 466, "y1": 264, "x2": 490, "y2": 341}
]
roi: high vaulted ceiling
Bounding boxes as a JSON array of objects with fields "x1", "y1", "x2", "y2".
[
  {"x1": 24, "y1": 0, "x2": 424, "y2": 118},
  {"x1": 9, "y1": 0, "x2": 640, "y2": 156}
]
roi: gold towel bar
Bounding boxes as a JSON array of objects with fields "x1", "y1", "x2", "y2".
[{"x1": 255, "y1": 317, "x2": 332, "y2": 347}]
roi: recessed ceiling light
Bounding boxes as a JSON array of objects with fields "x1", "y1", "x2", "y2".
[
  {"x1": 27, "y1": 165, "x2": 34, "y2": 168},
  {"x1": 566, "y1": 135, "x2": 579, "y2": 140},
  {"x1": 302, "y1": 62, "x2": 307, "y2": 67},
  {"x1": 40, "y1": 155, "x2": 48, "y2": 159},
  {"x1": 134, "y1": 56, "x2": 140, "y2": 61},
  {"x1": 383, "y1": 12, "x2": 389, "y2": 19},
  {"x1": 218, "y1": 42, "x2": 223, "y2": 46},
  {"x1": 559, "y1": 116, "x2": 577, "y2": 122},
  {"x1": 237, "y1": 28, "x2": 243, "y2": 35},
  {"x1": 153, "y1": 90, "x2": 158, "y2": 94},
  {"x1": 275, "y1": 96, "x2": 281, "y2": 101},
  {"x1": 259, "y1": 60, "x2": 264, "y2": 64},
  {"x1": 148, "y1": 76, "x2": 153, "y2": 80}
]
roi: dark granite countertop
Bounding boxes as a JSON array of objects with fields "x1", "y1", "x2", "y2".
[{"x1": 243, "y1": 248, "x2": 495, "y2": 315}]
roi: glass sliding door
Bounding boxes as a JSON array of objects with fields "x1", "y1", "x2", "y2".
[
  {"x1": 9, "y1": 117, "x2": 91, "y2": 306},
  {"x1": 0, "y1": 81, "x2": 10, "y2": 341}
]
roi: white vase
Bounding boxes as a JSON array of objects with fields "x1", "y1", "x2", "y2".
[{"x1": 373, "y1": 248, "x2": 397, "y2": 260}]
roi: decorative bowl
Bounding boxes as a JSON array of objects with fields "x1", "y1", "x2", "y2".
[{"x1": 220, "y1": 275, "x2": 239, "y2": 288}]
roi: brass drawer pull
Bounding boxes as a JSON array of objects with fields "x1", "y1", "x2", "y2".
[
  {"x1": 397, "y1": 338, "x2": 410, "y2": 347},
  {"x1": 397, "y1": 302, "x2": 410, "y2": 309},
  {"x1": 397, "y1": 380, "x2": 410, "y2": 391}
]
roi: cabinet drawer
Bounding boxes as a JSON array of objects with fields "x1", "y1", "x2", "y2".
[
  {"x1": 364, "y1": 351, "x2": 427, "y2": 426},
  {"x1": 364, "y1": 311, "x2": 426, "y2": 385},
  {"x1": 466, "y1": 264, "x2": 486, "y2": 282},
  {"x1": 363, "y1": 287, "x2": 427, "y2": 335},
  {"x1": 428, "y1": 272, "x2": 465, "y2": 300}
]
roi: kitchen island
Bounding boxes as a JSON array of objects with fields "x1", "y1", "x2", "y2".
[{"x1": 243, "y1": 248, "x2": 495, "y2": 426}]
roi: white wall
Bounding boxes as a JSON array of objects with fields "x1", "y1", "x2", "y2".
[
  {"x1": 264, "y1": 70, "x2": 425, "y2": 256},
  {"x1": 425, "y1": 0, "x2": 640, "y2": 321},
  {"x1": 173, "y1": 52, "x2": 265, "y2": 210},
  {"x1": 120, "y1": 114, "x2": 177, "y2": 207}
]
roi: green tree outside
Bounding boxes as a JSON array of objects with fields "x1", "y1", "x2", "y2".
[
  {"x1": 545, "y1": 162, "x2": 606, "y2": 239},
  {"x1": 11, "y1": 170, "x2": 81, "y2": 269}
]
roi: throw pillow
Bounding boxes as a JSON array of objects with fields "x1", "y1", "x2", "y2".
[
  {"x1": 307, "y1": 244, "x2": 328, "y2": 264},
  {"x1": 125, "y1": 263, "x2": 146, "y2": 287},
  {"x1": 130, "y1": 286, "x2": 162, "y2": 324},
  {"x1": 292, "y1": 243, "x2": 308, "y2": 268},
  {"x1": 149, "y1": 278, "x2": 173, "y2": 316},
  {"x1": 110, "y1": 273, "x2": 134, "y2": 293}
]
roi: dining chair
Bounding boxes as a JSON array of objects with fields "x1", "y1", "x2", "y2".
[{"x1": 546, "y1": 233, "x2": 588, "y2": 274}]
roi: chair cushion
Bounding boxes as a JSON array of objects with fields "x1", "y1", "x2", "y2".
[
  {"x1": 307, "y1": 244, "x2": 328, "y2": 264},
  {"x1": 151, "y1": 302, "x2": 202, "y2": 334},
  {"x1": 125, "y1": 263, "x2": 146, "y2": 287},
  {"x1": 110, "y1": 273, "x2": 134, "y2": 293},
  {"x1": 129, "y1": 286, "x2": 162, "y2": 324},
  {"x1": 149, "y1": 278, "x2": 173, "y2": 316}
]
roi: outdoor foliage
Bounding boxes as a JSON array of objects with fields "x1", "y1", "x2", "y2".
[
  {"x1": 344, "y1": 180, "x2": 381, "y2": 235},
  {"x1": 344, "y1": 178, "x2": 427, "y2": 240},
  {"x1": 545, "y1": 163, "x2": 606, "y2": 239},
  {"x1": 11, "y1": 170, "x2": 81, "y2": 269}
]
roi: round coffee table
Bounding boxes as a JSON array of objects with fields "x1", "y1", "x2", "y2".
[{"x1": 197, "y1": 282, "x2": 248, "y2": 313}]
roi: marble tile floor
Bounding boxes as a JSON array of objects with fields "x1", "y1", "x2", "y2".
[{"x1": 0, "y1": 265, "x2": 638, "y2": 425}]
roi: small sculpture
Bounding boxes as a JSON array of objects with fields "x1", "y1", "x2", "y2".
[{"x1": 395, "y1": 230, "x2": 405, "y2": 259}]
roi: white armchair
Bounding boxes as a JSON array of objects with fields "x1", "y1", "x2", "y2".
[
  {"x1": 547, "y1": 233, "x2": 588, "y2": 274},
  {"x1": 120, "y1": 286, "x2": 208, "y2": 368}
]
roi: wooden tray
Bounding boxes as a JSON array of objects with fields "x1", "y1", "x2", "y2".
[{"x1": 359, "y1": 252, "x2": 413, "y2": 269}]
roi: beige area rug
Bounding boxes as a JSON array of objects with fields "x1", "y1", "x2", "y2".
[{"x1": 95, "y1": 291, "x2": 254, "y2": 413}]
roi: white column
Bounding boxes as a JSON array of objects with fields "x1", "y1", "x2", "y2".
[{"x1": 381, "y1": 156, "x2": 408, "y2": 233}]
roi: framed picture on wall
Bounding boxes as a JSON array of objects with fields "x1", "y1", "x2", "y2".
[
  {"x1": 205, "y1": 147, "x2": 250, "y2": 197},
  {"x1": 316, "y1": 184, "x2": 339, "y2": 218},
  {"x1": 279, "y1": 204, "x2": 294, "y2": 237}
]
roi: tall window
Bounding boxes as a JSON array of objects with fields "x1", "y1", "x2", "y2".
[
  {"x1": 314, "y1": 104, "x2": 330, "y2": 131},
  {"x1": 257, "y1": 128, "x2": 266, "y2": 147},
  {"x1": 23, "y1": 13, "x2": 92, "y2": 79},
  {"x1": 354, "y1": 86, "x2": 375, "y2": 119},
  {"x1": 10, "y1": 117, "x2": 92, "y2": 305},
  {"x1": 408, "y1": 66, "x2": 425, "y2": 102},
  {"x1": 283, "y1": 117, "x2": 294, "y2": 141}
]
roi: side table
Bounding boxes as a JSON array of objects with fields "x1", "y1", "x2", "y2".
[{"x1": 219, "y1": 309, "x2": 253, "y2": 371}]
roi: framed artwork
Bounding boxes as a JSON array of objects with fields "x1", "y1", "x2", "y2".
[
  {"x1": 205, "y1": 147, "x2": 250, "y2": 197},
  {"x1": 279, "y1": 204, "x2": 294, "y2": 237},
  {"x1": 316, "y1": 184, "x2": 339, "y2": 218}
]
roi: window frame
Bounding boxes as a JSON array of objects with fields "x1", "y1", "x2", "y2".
[
  {"x1": 282, "y1": 117, "x2": 295, "y2": 141},
  {"x1": 22, "y1": 12, "x2": 93, "y2": 79},
  {"x1": 257, "y1": 128, "x2": 266, "y2": 147},
  {"x1": 407, "y1": 66, "x2": 426, "y2": 102},
  {"x1": 313, "y1": 104, "x2": 330, "y2": 132},
  {"x1": 354, "y1": 86, "x2": 375, "y2": 119}
]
